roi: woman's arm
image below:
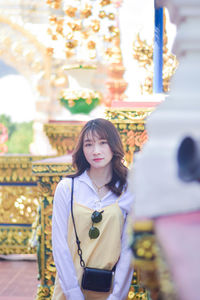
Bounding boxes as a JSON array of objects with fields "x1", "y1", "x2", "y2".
[
  {"x1": 52, "y1": 179, "x2": 85, "y2": 300},
  {"x1": 107, "y1": 217, "x2": 133, "y2": 300}
]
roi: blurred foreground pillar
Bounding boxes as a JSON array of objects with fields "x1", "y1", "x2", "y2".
[{"x1": 129, "y1": 0, "x2": 200, "y2": 299}]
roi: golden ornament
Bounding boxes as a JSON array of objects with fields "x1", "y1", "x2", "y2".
[
  {"x1": 91, "y1": 20, "x2": 100, "y2": 32},
  {"x1": 52, "y1": 35, "x2": 58, "y2": 40},
  {"x1": 99, "y1": 10, "x2": 106, "y2": 18},
  {"x1": 108, "y1": 13, "x2": 115, "y2": 20},
  {"x1": 81, "y1": 30, "x2": 90, "y2": 39},
  {"x1": 56, "y1": 26, "x2": 63, "y2": 35},
  {"x1": 46, "y1": 48, "x2": 54, "y2": 56},
  {"x1": 67, "y1": 22, "x2": 81, "y2": 31},
  {"x1": 65, "y1": 40, "x2": 77, "y2": 49},
  {"x1": 47, "y1": 28, "x2": 52, "y2": 35},
  {"x1": 66, "y1": 32, "x2": 74, "y2": 40},
  {"x1": 57, "y1": 18, "x2": 64, "y2": 26},
  {"x1": 52, "y1": 2, "x2": 60, "y2": 9},
  {"x1": 128, "y1": 291, "x2": 136, "y2": 299},
  {"x1": 81, "y1": 6, "x2": 92, "y2": 18},
  {"x1": 87, "y1": 41, "x2": 96, "y2": 49},
  {"x1": 100, "y1": 0, "x2": 111, "y2": 6},
  {"x1": 109, "y1": 25, "x2": 114, "y2": 32},
  {"x1": 105, "y1": 48, "x2": 114, "y2": 57},
  {"x1": 49, "y1": 16, "x2": 57, "y2": 24},
  {"x1": 109, "y1": 26, "x2": 119, "y2": 37},
  {"x1": 65, "y1": 6, "x2": 77, "y2": 17},
  {"x1": 103, "y1": 35, "x2": 114, "y2": 42},
  {"x1": 65, "y1": 51, "x2": 74, "y2": 58}
]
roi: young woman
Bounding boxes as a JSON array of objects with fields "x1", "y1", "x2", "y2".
[{"x1": 52, "y1": 118, "x2": 134, "y2": 300}]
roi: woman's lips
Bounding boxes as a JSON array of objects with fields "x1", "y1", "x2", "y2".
[{"x1": 93, "y1": 158, "x2": 103, "y2": 162}]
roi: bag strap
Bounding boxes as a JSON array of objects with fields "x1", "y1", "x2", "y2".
[
  {"x1": 70, "y1": 177, "x2": 85, "y2": 268},
  {"x1": 70, "y1": 177, "x2": 118, "y2": 272}
]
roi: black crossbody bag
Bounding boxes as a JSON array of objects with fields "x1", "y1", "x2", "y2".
[{"x1": 70, "y1": 177, "x2": 114, "y2": 292}]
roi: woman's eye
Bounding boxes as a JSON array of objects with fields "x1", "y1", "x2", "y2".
[
  {"x1": 100, "y1": 140, "x2": 107, "y2": 144},
  {"x1": 84, "y1": 143, "x2": 92, "y2": 147}
]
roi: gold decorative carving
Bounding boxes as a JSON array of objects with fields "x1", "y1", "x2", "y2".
[
  {"x1": 44, "y1": 122, "x2": 85, "y2": 155},
  {"x1": 126, "y1": 266, "x2": 150, "y2": 299},
  {"x1": 0, "y1": 186, "x2": 40, "y2": 224},
  {"x1": 105, "y1": 44, "x2": 128, "y2": 105},
  {"x1": 131, "y1": 220, "x2": 161, "y2": 300},
  {"x1": 43, "y1": 109, "x2": 152, "y2": 165},
  {"x1": 105, "y1": 108, "x2": 154, "y2": 165},
  {"x1": 33, "y1": 158, "x2": 74, "y2": 300},
  {"x1": 131, "y1": 219, "x2": 177, "y2": 299},
  {"x1": 104, "y1": 0, "x2": 127, "y2": 107},
  {"x1": 0, "y1": 155, "x2": 47, "y2": 183},
  {"x1": 36, "y1": 284, "x2": 54, "y2": 300},
  {"x1": 155, "y1": 242, "x2": 177, "y2": 300},
  {"x1": 0, "y1": 225, "x2": 35, "y2": 254},
  {"x1": 0, "y1": 155, "x2": 50, "y2": 255},
  {"x1": 46, "y1": 0, "x2": 118, "y2": 65},
  {"x1": 132, "y1": 9, "x2": 178, "y2": 95},
  {"x1": 132, "y1": 234, "x2": 156, "y2": 268},
  {"x1": 105, "y1": 108, "x2": 153, "y2": 122},
  {"x1": 32, "y1": 163, "x2": 74, "y2": 177}
]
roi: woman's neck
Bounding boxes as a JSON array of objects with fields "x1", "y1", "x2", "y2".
[{"x1": 88, "y1": 165, "x2": 112, "y2": 186}]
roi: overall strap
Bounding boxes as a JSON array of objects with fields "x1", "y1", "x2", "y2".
[
  {"x1": 70, "y1": 177, "x2": 85, "y2": 268},
  {"x1": 70, "y1": 177, "x2": 118, "y2": 272}
]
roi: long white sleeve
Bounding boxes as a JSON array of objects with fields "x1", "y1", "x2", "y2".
[
  {"x1": 52, "y1": 179, "x2": 85, "y2": 300},
  {"x1": 107, "y1": 218, "x2": 133, "y2": 300}
]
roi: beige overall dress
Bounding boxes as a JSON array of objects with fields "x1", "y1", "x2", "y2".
[{"x1": 53, "y1": 198, "x2": 124, "y2": 300}]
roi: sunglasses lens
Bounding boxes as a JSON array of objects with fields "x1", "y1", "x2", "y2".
[
  {"x1": 89, "y1": 226, "x2": 100, "y2": 239},
  {"x1": 91, "y1": 211, "x2": 103, "y2": 223}
]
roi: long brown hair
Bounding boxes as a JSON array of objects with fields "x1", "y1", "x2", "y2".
[{"x1": 69, "y1": 118, "x2": 128, "y2": 196}]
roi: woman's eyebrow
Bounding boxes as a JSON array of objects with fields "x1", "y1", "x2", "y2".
[{"x1": 83, "y1": 137, "x2": 107, "y2": 142}]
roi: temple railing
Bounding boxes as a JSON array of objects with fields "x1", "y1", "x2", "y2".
[
  {"x1": 0, "y1": 155, "x2": 50, "y2": 255},
  {"x1": 32, "y1": 155, "x2": 73, "y2": 299}
]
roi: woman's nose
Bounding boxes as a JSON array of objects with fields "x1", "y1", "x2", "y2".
[{"x1": 93, "y1": 143, "x2": 100, "y2": 154}]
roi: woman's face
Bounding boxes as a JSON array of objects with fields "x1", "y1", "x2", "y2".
[{"x1": 83, "y1": 131, "x2": 113, "y2": 169}]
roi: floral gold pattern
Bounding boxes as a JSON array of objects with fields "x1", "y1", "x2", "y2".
[
  {"x1": 132, "y1": 9, "x2": 178, "y2": 95},
  {"x1": 44, "y1": 122, "x2": 85, "y2": 155},
  {"x1": 105, "y1": 108, "x2": 154, "y2": 165},
  {"x1": 131, "y1": 220, "x2": 161, "y2": 299},
  {"x1": 0, "y1": 155, "x2": 47, "y2": 255},
  {"x1": 0, "y1": 225, "x2": 35, "y2": 254}
]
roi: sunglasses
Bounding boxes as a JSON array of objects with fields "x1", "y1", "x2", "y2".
[{"x1": 89, "y1": 210, "x2": 104, "y2": 239}]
